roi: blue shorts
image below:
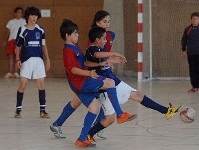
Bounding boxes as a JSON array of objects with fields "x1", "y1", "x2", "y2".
[{"x1": 76, "y1": 76, "x2": 105, "y2": 107}]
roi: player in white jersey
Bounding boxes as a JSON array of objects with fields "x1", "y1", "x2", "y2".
[{"x1": 2, "y1": 7, "x2": 26, "y2": 78}]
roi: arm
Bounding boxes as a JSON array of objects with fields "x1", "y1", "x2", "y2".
[
  {"x1": 15, "y1": 46, "x2": 22, "y2": 69},
  {"x1": 42, "y1": 45, "x2": 50, "y2": 71},
  {"x1": 84, "y1": 60, "x2": 108, "y2": 68},
  {"x1": 2, "y1": 28, "x2": 10, "y2": 47},
  {"x1": 94, "y1": 51, "x2": 127, "y2": 63},
  {"x1": 181, "y1": 28, "x2": 188, "y2": 56},
  {"x1": 71, "y1": 67, "x2": 97, "y2": 78}
]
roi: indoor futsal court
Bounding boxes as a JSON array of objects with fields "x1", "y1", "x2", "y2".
[
  {"x1": 0, "y1": 0, "x2": 199, "y2": 150},
  {"x1": 0, "y1": 77, "x2": 198, "y2": 150}
]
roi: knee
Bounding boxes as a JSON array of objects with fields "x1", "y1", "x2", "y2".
[
  {"x1": 37, "y1": 80, "x2": 45, "y2": 90},
  {"x1": 130, "y1": 91, "x2": 144, "y2": 103},
  {"x1": 18, "y1": 81, "x2": 27, "y2": 92},
  {"x1": 71, "y1": 97, "x2": 81, "y2": 109},
  {"x1": 88, "y1": 99, "x2": 101, "y2": 114},
  {"x1": 104, "y1": 78, "x2": 115, "y2": 88},
  {"x1": 106, "y1": 113, "x2": 116, "y2": 125},
  {"x1": 109, "y1": 113, "x2": 116, "y2": 124}
]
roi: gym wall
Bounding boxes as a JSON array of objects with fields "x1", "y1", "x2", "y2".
[{"x1": 0, "y1": 0, "x2": 103, "y2": 78}]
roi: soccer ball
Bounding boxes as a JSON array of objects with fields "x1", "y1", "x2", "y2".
[{"x1": 179, "y1": 107, "x2": 196, "y2": 123}]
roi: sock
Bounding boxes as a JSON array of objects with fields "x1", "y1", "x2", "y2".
[
  {"x1": 93, "y1": 108, "x2": 105, "y2": 125},
  {"x1": 39, "y1": 90, "x2": 46, "y2": 111},
  {"x1": 88, "y1": 122, "x2": 105, "y2": 137},
  {"x1": 141, "y1": 95, "x2": 168, "y2": 114},
  {"x1": 78, "y1": 111, "x2": 97, "y2": 141},
  {"x1": 107, "y1": 88, "x2": 123, "y2": 117},
  {"x1": 16, "y1": 91, "x2": 23, "y2": 110},
  {"x1": 53, "y1": 102, "x2": 76, "y2": 126}
]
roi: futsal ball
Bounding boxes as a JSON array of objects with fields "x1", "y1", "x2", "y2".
[{"x1": 179, "y1": 107, "x2": 196, "y2": 123}]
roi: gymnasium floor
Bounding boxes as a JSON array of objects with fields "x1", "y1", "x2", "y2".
[{"x1": 0, "y1": 77, "x2": 198, "y2": 150}]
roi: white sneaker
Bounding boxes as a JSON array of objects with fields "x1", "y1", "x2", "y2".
[
  {"x1": 14, "y1": 72, "x2": 20, "y2": 78},
  {"x1": 4, "y1": 73, "x2": 12, "y2": 78},
  {"x1": 50, "y1": 124, "x2": 66, "y2": 138},
  {"x1": 97, "y1": 129, "x2": 107, "y2": 139}
]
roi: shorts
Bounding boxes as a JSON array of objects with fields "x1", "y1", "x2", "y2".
[
  {"x1": 76, "y1": 76, "x2": 105, "y2": 107},
  {"x1": 20, "y1": 57, "x2": 46, "y2": 79},
  {"x1": 99, "y1": 81, "x2": 137, "y2": 115},
  {"x1": 7, "y1": 39, "x2": 16, "y2": 55},
  {"x1": 98, "y1": 94, "x2": 115, "y2": 116}
]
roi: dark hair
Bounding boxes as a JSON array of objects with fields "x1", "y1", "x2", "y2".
[
  {"x1": 91, "y1": 10, "x2": 110, "y2": 28},
  {"x1": 60, "y1": 19, "x2": 79, "y2": 41},
  {"x1": 24, "y1": 6, "x2": 41, "y2": 23},
  {"x1": 88, "y1": 26, "x2": 106, "y2": 43},
  {"x1": 191, "y1": 12, "x2": 199, "y2": 19},
  {"x1": 14, "y1": 7, "x2": 23, "y2": 13}
]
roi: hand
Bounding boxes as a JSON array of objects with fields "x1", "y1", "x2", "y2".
[
  {"x1": 108, "y1": 57, "x2": 123, "y2": 64},
  {"x1": 99, "y1": 61, "x2": 109, "y2": 66},
  {"x1": 16, "y1": 60, "x2": 22, "y2": 69},
  {"x1": 90, "y1": 70, "x2": 98, "y2": 79},
  {"x1": 45, "y1": 59, "x2": 50, "y2": 71},
  {"x1": 2, "y1": 41, "x2": 7, "y2": 48},
  {"x1": 182, "y1": 51, "x2": 187, "y2": 57},
  {"x1": 113, "y1": 52, "x2": 127, "y2": 63},
  {"x1": 110, "y1": 63, "x2": 114, "y2": 71}
]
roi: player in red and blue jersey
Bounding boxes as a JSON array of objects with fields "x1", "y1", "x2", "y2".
[{"x1": 15, "y1": 6, "x2": 50, "y2": 118}]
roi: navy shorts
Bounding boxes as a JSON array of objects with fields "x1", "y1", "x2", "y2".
[{"x1": 77, "y1": 76, "x2": 105, "y2": 107}]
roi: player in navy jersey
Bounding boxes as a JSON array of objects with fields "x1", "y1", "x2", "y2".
[
  {"x1": 55, "y1": 19, "x2": 130, "y2": 148},
  {"x1": 84, "y1": 26, "x2": 182, "y2": 142},
  {"x1": 14, "y1": 6, "x2": 50, "y2": 118},
  {"x1": 88, "y1": 10, "x2": 130, "y2": 138}
]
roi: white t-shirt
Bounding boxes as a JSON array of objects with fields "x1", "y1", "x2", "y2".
[{"x1": 6, "y1": 18, "x2": 26, "y2": 41}]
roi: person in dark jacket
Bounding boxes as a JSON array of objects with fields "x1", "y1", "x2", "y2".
[{"x1": 181, "y1": 12, "x2": 199, "y2": 92}]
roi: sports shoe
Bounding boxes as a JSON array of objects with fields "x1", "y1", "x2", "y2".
[
  {"x1": 40, "y1": 110, "x2": 50, "y2": 118},
  {"x1": 4, "y1": 73, "x2": 12, "y2": 78},
  {"x1": 13, "y1": 72, "x2": 20, "y2": 78},
  {"x1": 75, "y1": 139, "x2": 96, "y2": 148},
  {"x1": 14, "y1": 109, "x2": 21, "y2": 118},
  {"x1": 188, "y1": 88, "x2": 198, "y2": 93},
  {"x1": 97, "y1": 129, "x2": 107, "y2": 139},
  {"x1": 165, "y1": 103, "x2": 182, "y2": 120},
  {"x1": 87, "y1": 135, "x2": 96, "y2": 144},
  {"x1": 117, "y1": 112, "x2": 138, "y2": 124},
  {"x1": 50, "y1": 124, "x2": 66, "y2": 138}
]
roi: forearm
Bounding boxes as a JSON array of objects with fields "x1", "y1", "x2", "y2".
[
  {"x1": 15, "y1": 47, "x2": 21, "y2": 61},
  {"x1": 181, "y1": 30, "x2": 188, "y2": 51},
  {"x1": 42, "y1": 45, "x2": 50, "y2": 61},
  {"x1": 84, "y1": 61, "x2": 100, "y2": 67},
  {"x1": 4, "y1": 29, "x2": 10, "y2": 42},
  {"x1": 94, "y1": 51, "x2": 118, "y2": 58},
  {"x1": 71, "y1": 67, "x2": 91, "y2": 76}
]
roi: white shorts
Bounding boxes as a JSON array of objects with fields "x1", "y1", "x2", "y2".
[
  {"x1": 20, "y1": 57, "x2": 46, "y2": 79},
  {"x1": 99, "y1": 81, "x2": 137, "y2": 116}
]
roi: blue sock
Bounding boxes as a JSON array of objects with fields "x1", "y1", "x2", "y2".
[
  {"x1": 78, "y1": 111, "x2": 97, "y2": 141},
  {"x1": 141, "y1": 95, "x2": 168, "y2": 114},
  {"x1": 53, "y1": 102, "x2": 76, "y2": 126},
  {"x1": 94, "y1": 108, "x2": 105, "y2": 125},
  {"x1": 107, "y1": 88, "x2": 123, "y2": 117}
]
